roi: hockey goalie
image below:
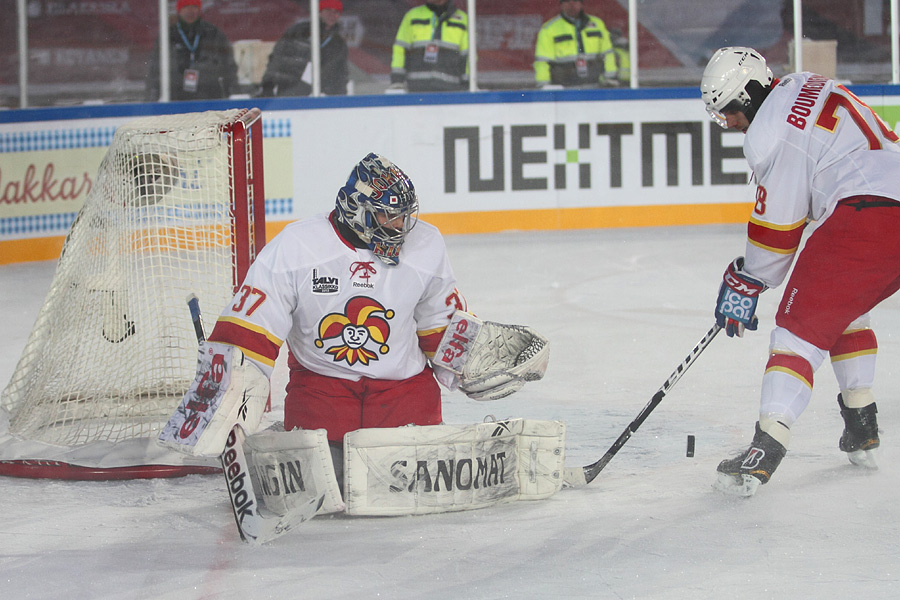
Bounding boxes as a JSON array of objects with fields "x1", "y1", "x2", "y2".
[{"x1": 159, "y1": 153, "x2": 557, "y2": 542}]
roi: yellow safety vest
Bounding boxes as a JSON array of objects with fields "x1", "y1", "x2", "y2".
[
  {"x1": 534, "y1": 13, "x2": 616, "y2": 87},
  {"x1": 391, "y1": 5, "x2": 468, "y2": 92}
]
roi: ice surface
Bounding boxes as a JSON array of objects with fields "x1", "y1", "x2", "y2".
[{"x1": 2, "y1": 225, "x2": 898, "y2": 599}]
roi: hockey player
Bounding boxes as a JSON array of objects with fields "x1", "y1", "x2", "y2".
[
  {"x1": 208, "y1": 153, "x2": 460, "y2": 484},
  {"x1": 701, "y1": 47, "x2": 900, "y2": 496},
  {"x1": 172, "y1": 153, "x2": 547, "y2": 490}
]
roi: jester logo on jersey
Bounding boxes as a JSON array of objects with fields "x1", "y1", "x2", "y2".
[{"x1": 315, "y1": 296, "x2": 394, "y2": 365}]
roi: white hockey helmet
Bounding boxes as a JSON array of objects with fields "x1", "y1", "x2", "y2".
[{"x1": 700, "y1": 47, "x2": 774, "y2": 128}]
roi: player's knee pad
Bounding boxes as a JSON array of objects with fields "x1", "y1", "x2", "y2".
[{"x1": 769, "y1": 327, "x2": 828, "y2": 371}]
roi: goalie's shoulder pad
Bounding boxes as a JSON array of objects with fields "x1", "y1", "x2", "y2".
[{"x1": 158, "y1": 341, "x2": 270, "y2": 456}]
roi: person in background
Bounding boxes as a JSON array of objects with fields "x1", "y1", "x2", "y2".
[
  {"x1": 146, "y1": 0, "x2": 237, "y2": 101},
  {"x1": 534, "y1": 0, "x2": 617, "y2": 88},
  {"x1": 609, "y1": 27, "x2": 630, "y2": 87},
  {"x1": 701, "y1": 47, "x2": 900, "y2": 497},
  {"x1": 260, "y1": 0, "x2": 349, "y2": 97},
  {"x1": 390, "y1": 0, "x2": 468, "y2": 93}
]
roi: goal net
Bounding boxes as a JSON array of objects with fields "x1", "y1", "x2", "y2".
[{"x1": 0, "y1": 109, "x2": 266, "y2": 479}]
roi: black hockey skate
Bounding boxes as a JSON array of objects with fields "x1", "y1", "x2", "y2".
[
  {"x1": 713, "y1": 422, "x2": 787, "y2": 497},
  {"x1": 838, "y1": 394, "x2": 880, "y2": 469}
]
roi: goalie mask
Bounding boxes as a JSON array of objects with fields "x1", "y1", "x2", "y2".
[
  {"x1": 701, "y1": 47, "x2": 773, "y2": 128},
  {"x1": 336, "y1": 153, "x2": 419, "y2": 266}
]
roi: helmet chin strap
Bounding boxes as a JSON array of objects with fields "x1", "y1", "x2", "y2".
[{"x1": 742, "y1": 79, "x2": 773, "y2": 124}]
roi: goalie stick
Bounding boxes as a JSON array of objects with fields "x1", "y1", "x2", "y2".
[
  {"x1": 565, "y1": 324, "x2": 722, "y2": 487},
  {"x1": 187, "y1": 293, "x2": 206, "y2": 343}
]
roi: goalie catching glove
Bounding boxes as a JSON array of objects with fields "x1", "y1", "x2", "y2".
[
  {"x1": 433, "y1": 311, "x2": 549, "y2": 400},
  {"x1": 715, "y1": 256, "x2": 767, "y2": 338},
  {"x1": 158, "y1": 340, "x2": 270, "y2": 456}
]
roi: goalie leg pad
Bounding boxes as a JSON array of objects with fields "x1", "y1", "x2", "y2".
[
  {"x1": 222, "y1": 425, "x2": 339, "y2": 545},
  {"x1": 158, "y1": 342, "x2": 270, "y2": 456},
  {"x1": 244, "y1": 426, "x2": 345, "y2": 517},
  {"x1": 343, "y1": 418, "x2": 565, "y2": 516}
]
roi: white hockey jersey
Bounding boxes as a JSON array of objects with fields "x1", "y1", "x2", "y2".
[
  {"x1": 741, "y1": 72, "x2": 900, "y2": 288},
  {"x1": 209, "y1": 212, "x2": 465, "y2": 382}
]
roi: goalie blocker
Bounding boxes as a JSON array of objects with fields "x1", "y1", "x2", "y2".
[
  {"x1": 434, "y1": 311, "x2": 549, "y2": 400},
  {"x1": 158, "y1": 340, "x2": 270, "y2": 456}
]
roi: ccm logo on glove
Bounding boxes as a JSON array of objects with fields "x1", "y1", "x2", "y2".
[
  {"x1": 715, "y1": 257, "x2": 767, "y2": 338},
  {"x1": 723, "y1": 272, "x2": 762, "y2": 296}
]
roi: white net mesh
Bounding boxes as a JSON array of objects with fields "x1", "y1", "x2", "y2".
[{"x1": 1, "y1": 110, "x2": 260, "y2": 451}]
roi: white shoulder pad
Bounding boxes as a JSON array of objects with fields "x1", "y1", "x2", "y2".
[{"x1": 343, "y1": 418, "x2": 565, "y2": 516}]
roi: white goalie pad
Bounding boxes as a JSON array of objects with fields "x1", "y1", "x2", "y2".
[
  {"x1": 434, "y1": 311, "x2": 550, "y2": 400},
  {"x1": 221, "y1": 425, "x2": 344, "y2": 545},
  {"x1": 244, "y1": 426, "x2": 345, "y2": 517},
  {"x1": 343, "y1": 419, "x2": 565, "y2": 516},
  {"x1": 158, "y1": 342, "x2": 270, "y2": 456}
]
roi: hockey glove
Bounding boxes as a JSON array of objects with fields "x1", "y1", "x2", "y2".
[
  {"x1": 715, "y1": 257, "x2": 767, "y2": 338},
  {"x1": 159, "y1": 340, "x2": 269, "y2": 455},
  {"x1": 433, "y1": 311, "x2": 549, "y2": 401}
]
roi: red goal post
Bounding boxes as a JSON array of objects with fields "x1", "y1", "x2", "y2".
[{"x1": 0, "y1": 108, "x2": 266, "y2": 480}]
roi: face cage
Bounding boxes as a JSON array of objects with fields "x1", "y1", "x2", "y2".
[
  {"x1": 706, "y1": 97, "x2": 748, "y2": 129},
  {"x1": 364, "y1": 198, "x2": 419, "y2": 247}
]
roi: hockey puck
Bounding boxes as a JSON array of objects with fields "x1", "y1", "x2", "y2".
[{"x1": 686, "y1": 435, "x2": 695, "y2": 457}]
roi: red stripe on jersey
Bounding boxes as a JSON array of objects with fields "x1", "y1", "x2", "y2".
[
  {"x1": 764, "y1": 353, "x2": 814, "y2": 388},
  {"x1": 830, "y1": 328, "x2": 878, "y2": 362},
  {"x1": 208, "y1": 319, "x2": 280, "y2": 367},
  {"x1": 417, "y1": 327, "x2": 447, "y2": 357},
  {"x1": 747, "y1": 218, "x2": 805, "y2": 254}
]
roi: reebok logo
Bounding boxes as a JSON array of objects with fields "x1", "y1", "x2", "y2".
[
  {"x1": 491, "y1": 421, "x2": 512, "y2": 437},
  {"x1": 222, "y1": 429, "x2": 257, "y2": 529}
]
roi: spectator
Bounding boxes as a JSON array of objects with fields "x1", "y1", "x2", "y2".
[
  {"x1": 146, "y1": 0, "x2": 238, "y2": 101},
  {"x1": 390, "y1": 0, "x2": 468, "y2": 93},
  {"x1": 534, "y1": 0, "x2": 618, "y2": 88},
  {"x1": 260, "y1": 0, "x2": 349, "y2": 97},
  {"x1": 609, "y1": 27, "x2": 630, "y2": 87}
]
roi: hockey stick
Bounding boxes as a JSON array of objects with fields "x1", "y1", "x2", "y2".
[
  {"x1": 187, "y1": 293, "x2": 205, "y2": 343},
  {"x1": 565, "y1": 324, "x2": 722, "y2": 487}
]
